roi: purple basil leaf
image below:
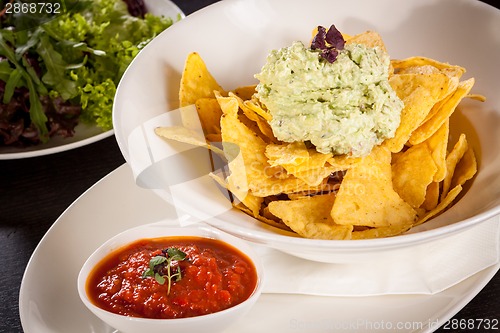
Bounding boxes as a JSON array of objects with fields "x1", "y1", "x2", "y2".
[
  {"x1": 325, "y1": 24, "x2": 345, "y2": 50},
  {"x1": 310, "y1": 24, "x2": 345, "y2": 63},
  {"x1": 322, "y1": 48, "x2": 339, "y2": 63},
  {"x1": 311, "y1": 26, "x2": 327, "y2": 50}
]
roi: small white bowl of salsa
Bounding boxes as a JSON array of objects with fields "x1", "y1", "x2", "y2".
[{"x1": 77, "y1": 220, "x2": 263, "y2": 333}]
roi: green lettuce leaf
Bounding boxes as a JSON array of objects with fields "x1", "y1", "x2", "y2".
[
  {"x1": 36, "y1": 34, "x2": 78, "y2": 101},
  {"x1": 1, "y1": 0, "x2": 176, "y2": 144}
]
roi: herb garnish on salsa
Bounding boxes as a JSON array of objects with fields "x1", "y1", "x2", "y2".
[
  {"x1": 86, "y1": 236, "x2": 258, "y2": 319},
  {"x1": 142, "y1": 247, "x2": 187, "y2": 295}
]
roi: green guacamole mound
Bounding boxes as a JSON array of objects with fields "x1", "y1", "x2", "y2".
[{"x1": 255, "y1": 41, "x2": 403, "y2": 157}]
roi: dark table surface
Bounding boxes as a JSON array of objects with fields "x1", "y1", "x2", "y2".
[{"x1": 1, "y1": 0, "x2": 499, "y2": 332}]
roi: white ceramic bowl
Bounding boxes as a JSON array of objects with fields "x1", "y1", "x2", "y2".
[
  {"x1": 77, "y1": 221, "x2": 264, "y2": 333},
  {"x1": 113, "y1": 0, "x2": 500, "y2": 263}
]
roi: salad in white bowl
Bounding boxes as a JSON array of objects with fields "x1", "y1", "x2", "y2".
[{"x1": 0, "y1": 0, "x2": 180, "y2": 153}]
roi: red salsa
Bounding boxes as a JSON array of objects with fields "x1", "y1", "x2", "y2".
[{"x1": 86, "y1": 236, "x2": 258, "y2": 319}]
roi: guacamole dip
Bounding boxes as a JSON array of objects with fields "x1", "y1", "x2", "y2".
[{"x1": 255, "y1": 40, "x2": 403, "y2": 157}]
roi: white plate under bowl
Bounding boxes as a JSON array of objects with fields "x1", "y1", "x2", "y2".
[
  {"x1": 19, "y1": 164, "x2": 500, "y2": 333},
  {"x1": 0, "y1": 0, "x2": 184, "y2": 160},
  {"x1": 113, "y1": 0, "x2": 500, "y2": 262}
]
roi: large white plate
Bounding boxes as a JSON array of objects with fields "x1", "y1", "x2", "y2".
[
  {"x1": 0, "y1": 0, "x2": 184, "y2": 160},
  {"x1": 19, "y1": 164, "x2": 499, "y2": 333},
  {"x1": 113, "y1": 0, "x2": 500, "y2": 262}
]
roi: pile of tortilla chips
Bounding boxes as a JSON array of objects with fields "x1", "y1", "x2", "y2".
[{"x1": 155, "y1": 29, "x2": 482, "y2": 240}]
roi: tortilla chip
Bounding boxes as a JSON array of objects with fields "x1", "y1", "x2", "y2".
[
  {"x1": 409, "y1": 78, "x2": 475, "y2": 145},
  {"x1": 327, "y1": 154, "x2": 363, "y2": 170},
  {"x1": 179, "y1": 52, "x2": 225, "y2": 107},
  {"x1": 268, "y1": 193, "x2": 353, "y2": 240},
  {"x1": 384, "y1": 73, "x2": 451, "y2": 152},
  {"x1": 451, "y1": 145, "x2": 477, "y2": 189},
  {"x1": 392, "y1": 60, "x2": 463, "y2": 109},
  {"x1": 229, "y1": 91, "x2": 276, "y2": 143},
  {"x1": 266, "y1": 142, "x2": 335, "y2": 186},
  {"x1": 331, "y1": 146, "x2": 417, "y2": 227},
  {"x1": 209, "y1": 170, "x2": 264, "y2": 219},
  {"x1": 420, "y1": 181, "x2": 440, "y2": 211},
  {"x1": 234, "y1": 202, "x2": 292, "y2": 231},
  {"x1": 154, "y1": 126, "x2": 224, "y2": 157},
  {"x1": 232, "y1": 85, "x2": 257, "y2": 101},
  {"x1": 466, "y1": 94, "x2": 486, "y2": 102},
  {"x1": 193, "y1": 98, "x2": 223, "y2": 139},
  {"x1": 243, "y1": 99, "x2": 273, "y2": 121},
  {"x1": 423, "y1": 119, "x2": 449, "y2": 182},
  {"x1": 266, "y1": 142, "x2": 310, "y2": 167},
  {"x1": 392, "y1": 143, "x2": 437, "y2": 208},
  {"x1": 233, "y1": 191, "x2": 264, "y2": 219},
  {"x1": 217, "y1": 93, "x2": 316, "y2": 197},
  {"x1": 441, "y1": 134, "x2": 468, "y2": 200},
  {"x1": 428, "y1": 77, "x2": 463, "y2": 124},
  {"x1": 351, "y1": 223, "x2": 412, "y2": 239},
  {"x1": 346, "y1": 30, "x2": 388, "y2": 53},
  {"x1": 415, "y1": 185, "x2": 463, "y2": 226},
  {"x1": 396, "y1": 64, "x2": 441, "y2": 75},
  {"x1": 391, "y1": 56, "x2": 466, "y2": 78}
]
